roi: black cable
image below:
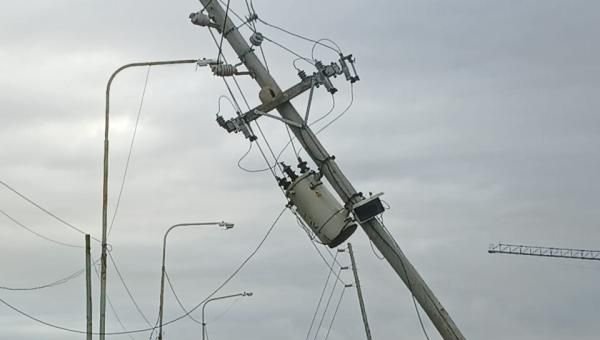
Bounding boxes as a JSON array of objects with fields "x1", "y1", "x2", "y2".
[
  {"x1": 262, "y1": 36, "x2": 315, "y2": 64},
  {"x1": 285, "y1": 125, "x2": 300, "y2": 158},
  {"x1": 315, "y1": 83, "x2": 354, "y2": 135},
  {"x1": 108, "y1": 65, "x2": 152, "y2": 236},
  {"x1": 93, "y1": 262, "x2": 137, "y2": 340},
  {"x1": 369, "y1": 239, "x2": 385, "y2": 260},
  {"x1": 242, "y1": 94, "x2": 336, "y2": 174},
  {"x1": 108, "y1": 252, "x2": 153, "y2": 327},
  {"x1": 311, "y1": 38, "x2": 343, "y2": 60},
  {"x1": 0, "y1": 179, "x2": 101, "y2": 243},
  {"x1": 216, "y1": 0, "x2": 232, "y2": 64},
  {"x1": 0, "y1": 208, "x2": 82, "y2": 249},
  {"x1": 313, "y1": 268, "x2": 343, "y2": 340},
  {"x1": 149, "y1": 206, "x2": 288, "y2": 336},
  {"x1": 164, "y1": 271, "x2": 203, "y2": 324},
  {"x1": 0, "y1": 207, "x2": 287, "y2": 336},
  {"x1": 324, "y1": 286, "x2": 347, "y2": 340},
  {"x1": 0, "y1": 267, "x2": 85, "y2": 291},
  {"x1": 207, "y1": 21, "x2": 284, "y2": 178},
  {"x1": 256, "y1": 17, "x2": 341, "y2": 54},
  {"x1": 306, "y1": 252, "x2": 338, "y2": 340},
  {"x1": 376, "y1": 218, "x2": 432, "y2": 340}
]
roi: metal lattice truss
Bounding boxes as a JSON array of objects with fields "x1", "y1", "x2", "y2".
[{"x1": 488, "y1": 243, "x2": 600, "y2": 261}]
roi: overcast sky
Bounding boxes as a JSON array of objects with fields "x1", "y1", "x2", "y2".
[{"x1": 1, "y1": 1, "x2": 599, "y2": 339}]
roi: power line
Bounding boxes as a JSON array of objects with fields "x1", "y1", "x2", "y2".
[
  {"x1": 0, "y1": 208, "x2": 82, "y2": 249},
  {"x1": 237, "y1": 94, "x2": 336, "y2": 174},
  {"x1": 256, "y1": 17, "x2": 341, "y2": 55},
  {"x1": 164, "y1": 271, "x2": 203, "y2": 324},
  {"x1": 313, "y1": 268, "x2": 343, "y2": 340},
  {"x1": 0, "y1": 267, "x2": 85, "y2": 291},
  {"x1": 93, "y1": 261, "x2": 137, "y2": 340},
  {"x1": 207, "y1": 23, "x2": 284, "y2": 180},
  {"x1": 154, "y1": 206, "x2": 288, "y2": 336},
  {"x1": 315, "y1": 83, "x2": 354, "y2": 135},
  {"x1": 0, "y1": 180, "x2": 101, "y2": 243},
  {"x1": 0, "y1": 203, "x2": 284, "y2": 337},
  {"x1": 216, "y1": 0, "x2": 232, "y2": 64},
  {"x1": 306, "y1": 252, "x2": 338, "y2": 340},
  {"x1": 324, "y1": 286, "x2": 347, "y2": 340},
  {"x1": 108, "y1": 252, "x2": 154, "y2": 327},
  {"x1": 377, "y1": 217, "x2": 431, "y2": 340},
  {"x1": 108, "y1": 65, "x2": 152, "y2": 236}
]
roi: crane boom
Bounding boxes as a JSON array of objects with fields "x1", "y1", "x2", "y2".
[{"x1": 489, "y1": 243, "x2": 600, "y2": 261}]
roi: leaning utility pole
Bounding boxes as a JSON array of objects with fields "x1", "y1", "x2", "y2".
[
  {"x1": 347, "y1": 243, "x2": 372, "y2": 340},
  {"x1": 193, "y1": 2, "x2": 465, "y2": 339}
]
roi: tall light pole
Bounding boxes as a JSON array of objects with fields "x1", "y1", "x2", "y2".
[
  {"x1": 101, "y1": 58, "x2": 217, "y2": 340},
  {"x1": 202, "y1": 292, "x2": 253, "y2": 340},
  {"x1": 158, "y1": 221, "x2": 234, "y2": 340}
]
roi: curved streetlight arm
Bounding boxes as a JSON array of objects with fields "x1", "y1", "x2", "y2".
[
  {"x1": 162, "y1": 222, "x2": 234, "y2": 260},
  {"x1": 99, "y1": 58, "x2": 211, "y2": 340},
  {"x1": 202, "y1": 292, "x2": 252, "y2": 340},
  {"x1": 158, "y1": 221, "x2": 234, "y2": 340}
]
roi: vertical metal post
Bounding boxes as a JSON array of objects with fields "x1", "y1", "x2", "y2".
[
  {"x1": 86, "y1": 234, "x2": 93, "y2": 340},
  {"x1": 347, "y1": 243, "x2": 372, "y2": 340},
  {"x1": 195, "y1": 2, "x2": 465, "y2": 339},
  {"x1": 100, "y1": 59, "x2": 202, "y2": 340}
]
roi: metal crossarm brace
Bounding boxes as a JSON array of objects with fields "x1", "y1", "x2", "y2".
[
  {"x1": 217, "y1": 75, "x2": 315, "y2": 136},
  {"x1": 196, "y1": 2, "x2": 466, "y2": 339}
]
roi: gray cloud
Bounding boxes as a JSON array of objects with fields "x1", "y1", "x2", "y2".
[{"x1": 1, "y1": 1, "x2": 600, "y2": 340}]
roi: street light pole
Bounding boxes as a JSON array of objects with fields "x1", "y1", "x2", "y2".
[
  {"x1": 201, "y1": 292, "x2": 253, "y2": 340},
  {"x1": 158, "y1": 221, "x2": 234, "y2": 340},
  {"x1": 100, "y1": 58, "x2": 217, "y2": 340}
]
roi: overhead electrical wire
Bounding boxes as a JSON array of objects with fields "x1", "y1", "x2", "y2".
[
  {"x1": 154, "y1": 206, "x2": 288, "y2": 335},
  {"x1": 108, "y1": 252, "x2": 154, "y2": 327},
  {"x1": 0, "y1": 179, "x2": 101, "y2": 243},
  {"x1": 0, "y1": 207, "x2": 287, "y2": 336},
  {"x1": 311, "y1": 38, "x2": 343, "y2": 60},
  {"x1": 294, "y1": 216, "x2": 347, "y2": 285},
  {"x1": 244, "y1": 0, "x2": 270, "y2": 74},
  {"x1": 313, "y1": 267, "x2": 344, "y2": 340},
  {"x1": 324, "y1": 286, "x2": 347, "y2": 340},
  {"x1": 256, "y1": 17, "x2": 341, "y2": 54},
  {"x1": 92, "y1": 262, "x2": 138, "y2": 340},
  {"x1": 207, "y1": 22, "x2": 284, "y2": 179},
  {"x1": 238, "y1": 94, "x2": 336, "y2": 174},
  {"x1": 216, "y1": 0, "x2": 232, "y2": 64},
  {"x1": 108, "y1": 65, "x2": 152, "y2": 236},
  {"x1": 305, "y1": 251, "x2": 338, "y2": 340},
  {"x1": 0, "y1": 208, "x2": 82, "y2": 249},
  {"x1": 315, "y1": 83, "x2": 355, "y2": 135},
  {"x1": 376, "y1": 217, "x2": 432, "y2": 340},
  {"x1": 1, "y1": 179, "x2": 148, "y2": 333},
  {"x1": 0, "y1": 267, "x2": 85, "y2": 292},
  {"x1": 164, "y1": 271, "x2": 203, "y2": 324}
]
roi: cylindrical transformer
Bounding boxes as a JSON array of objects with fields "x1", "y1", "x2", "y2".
[{"x1": 286, "y1": 171, "x2": 357, "y2": 248}]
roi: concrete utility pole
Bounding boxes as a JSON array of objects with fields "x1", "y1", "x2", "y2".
[
  {"x1": 86, "y1": 234, "x2": 92, "y2": 340},
  {"x1": 347, "y1": 243, "x2": 372, "y2": 340},
  {"x1": 195, "y1": 2, "x2": 465, "y2": 339}
]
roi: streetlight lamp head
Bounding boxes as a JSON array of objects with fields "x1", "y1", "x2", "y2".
[
  {"x1": 218, "y1": 221, "x2": 234, "y2": 229},
  {"x1": 243, "y1": 291, "x2": 253, "y2": 297}
]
